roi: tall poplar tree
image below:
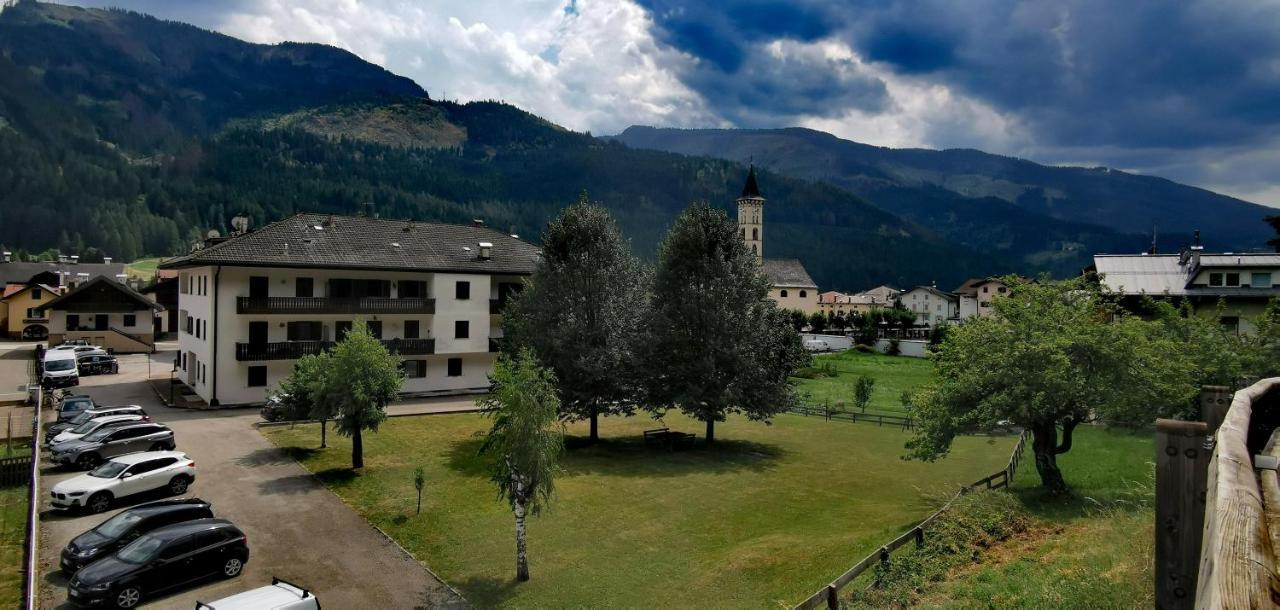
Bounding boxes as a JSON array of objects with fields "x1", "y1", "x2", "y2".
[
  {"x1": 503, "y1": 195, "x2": 647, "y2": 442},
  {"x1": 640, "y1": 202, "x2": 809, "y2": 443}
]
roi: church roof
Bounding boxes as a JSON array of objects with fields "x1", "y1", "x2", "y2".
[
  {"x1": 762, "y1": 258, "x2": 817, "y2": 289},
  {"x1": 739, "y1": 166, "x2": 763, "y2": 199}
]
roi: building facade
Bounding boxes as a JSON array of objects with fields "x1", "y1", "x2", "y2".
[
  {"x1": 39, "y1": 276, "x2": 161, "y2": 352},
  {"x1": 900, "y1": 285, "x2": 958, "y2": 327},
  {"x1": 954, "y1": 277, "x2": 1013, "y2": 320},
  {"x1": 1094, "y1": 241, "x2": 1280, "y2": 334},
  {"x1": 735, "y1": 167, "x2": 820, "y2": 315},
  {"x1": 1, "y1": 283, "x2": 59, "y2": 339},
  {"x1": 158, "y1": 214, "x2": 540, "y2": 406}
]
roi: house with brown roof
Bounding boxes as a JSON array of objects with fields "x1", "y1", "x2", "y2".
[
  {"x1": 1, "y1": 283, "x2": 60, "y2": 340},
  {"x1": 158, "y1": 213, "x2": 541, "y2": 406},
  {"x1": 735, "y1": 167, "x2": 820, "y2": 314},
  {"x1": 38, "y1": 276, "x2": 163, "y2": 352}
]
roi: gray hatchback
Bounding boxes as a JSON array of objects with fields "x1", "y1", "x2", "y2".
[{"x1": 50, "y1": 422, "x2": 176, "y2": 470}]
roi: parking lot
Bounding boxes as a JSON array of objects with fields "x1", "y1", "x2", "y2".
[{"x1": 14, "y1": 342, "x2": 467, "y2": 609}]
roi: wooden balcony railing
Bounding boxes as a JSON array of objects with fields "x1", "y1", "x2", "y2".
[
  {"x1": 236, "y1": 297, "x2": 435, "y2": 315},
  {"x1": 236, "y1": 338, "x2": 435, "y2": 361}
]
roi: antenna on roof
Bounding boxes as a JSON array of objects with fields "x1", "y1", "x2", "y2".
[{"x1": 1148, "y1": 223, "x2": 1158, "y2": 255}]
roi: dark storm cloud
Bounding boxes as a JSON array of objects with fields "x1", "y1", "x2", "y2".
[{"x1": 639, "y1": 0, "x2": 1280, "y2": 153}]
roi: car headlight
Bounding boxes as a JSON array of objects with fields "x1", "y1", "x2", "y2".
[
  {"x1": 85, "y1": 582, "x2": 111, "y2": 592},
  {"x1": 68, "y1": 491, "x2": 86, "y2": 497},
  {"x1": 75, "y1": 548, "x2": 97, "y2": 558}
]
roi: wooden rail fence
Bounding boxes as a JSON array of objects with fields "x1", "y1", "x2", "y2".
[
  {"x1": 794, "y1": 430, "x2": 1029, "y2": 609},
  {"x1": 787, "y1": 404, "x2": 914, "y2": 430}
]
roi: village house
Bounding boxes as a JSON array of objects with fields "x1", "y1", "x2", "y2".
[
  {"x1": 857, "y1": 285, "x2": 901, "y2": 305},
  {"x1": 157, "y1": 213, "x2": 541, "y2": 406},
  {"x1": 38, "y1": 276, "x2": 163, "y2": 353},
  {"x1": 736, "y1": 167, "x2": 820, "y2": 315},
  {"x1": 1, "y1": 283, "x2": 59, "y2": 340},
  {"x1": 1093, "y1": 234, "x2": 1280, "y2": 334},
  {"x1": 899, "y1": 285, "x2": 958, "y2": 327},
  {"x1": 817, "y1": 291, "x2": 878, "y2": 316},
  {"x1": 954, "y1": 277, "x2": 1017, "y2": 320}
]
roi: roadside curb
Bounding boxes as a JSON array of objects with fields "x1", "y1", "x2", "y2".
[{"x1": 366, "y1": 521, "x2": 471, "y2": 608}]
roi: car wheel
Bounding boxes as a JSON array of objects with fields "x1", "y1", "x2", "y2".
[
  {"x1": 113, "y1": 585, "x2": 142, "y2": 609},
  {"x1": 86, "y1": 492, "x2": 112, "y2": 514},
  {"x1": 76, "y1": 453, "x2": 101, "y2": 470},
  {"x1": 168, "y1": 475, "x2": 190, "y2": 495},
  {"x1": 222, "y1": 557, "x2": 244, "y2": 578}
]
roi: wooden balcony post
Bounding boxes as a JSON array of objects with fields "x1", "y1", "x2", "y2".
[{"x1": 1155, "y1": 418, "x2": 1211, "y2": 610}]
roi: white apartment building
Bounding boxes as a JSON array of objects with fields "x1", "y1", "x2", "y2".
[
  {"x1": 954, "y1": 277, "x2": 1016, "y2": 320},
  {"x1": 159, "y1": 213, "x2": 540, "y2": 406},
  {"x1": 899, "y1": 285, "x2": 959, "y2": 327}
]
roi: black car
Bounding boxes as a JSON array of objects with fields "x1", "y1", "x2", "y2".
[
  {"x1": 78, "y1": 354, "x2": 119, "y2": 376},
  {"x1": 68, "y1": 518, "x2": 248, "y2": 609},
  {"x1": 57, "y1": 395, "x2": 96, "y2": 423},
  {"x1": 61, "y1": 498, "x2": 212, "y2": 574}
]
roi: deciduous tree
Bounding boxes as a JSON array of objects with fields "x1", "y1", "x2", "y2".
[
  {"x1": 503, "y1": 195, "x2": 647, "y2": 442},
  {"x1": 906, "y1": 277, "x2": 1196, "y2": 492},
  {"x1": 271, "y1": 353, "x2": 339, "y2": 447},
  {"x1": 479, "y1": 349, "x2": 564, "y2": 582},
  {"x1": 328, "y1": 320, "x2": 402, "y2": 469},
  {"x1": 853, "y1": 375, "x2": 875, "y2": 413},
  {"x1": 639, "y1": 202, "x2": 810, "y2": 443}
]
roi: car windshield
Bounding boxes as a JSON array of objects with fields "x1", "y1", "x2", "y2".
[
  {"x1": 70, "y1": 420, "x2": 102, "y2": 434},
  {"x1": 116, "y1": 534, "x2": 164, "y2": 564},
  {"x1": 94, "y1": 510, "x2": 146, "y2": 539},
  {"x1": 82, "y1": 428, "x2": 114, "y2": 442},
  {"x1": 87, "y1": 461, "x2": 127, "y2": 479},
  {"x1": 45, "y1": 360, "x2": 75, "y2": 372},
  {"x1": 68, "y1": 411, "x2": 97, "y2": 425}
]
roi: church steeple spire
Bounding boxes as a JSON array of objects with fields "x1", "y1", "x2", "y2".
[{"x1": 736, "y1": 165, "x2": 765, "y2": 261}]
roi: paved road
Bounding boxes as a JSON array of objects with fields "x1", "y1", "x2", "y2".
[{"x1": 29, "y1": 349, "x2": 466, "y2": 609}]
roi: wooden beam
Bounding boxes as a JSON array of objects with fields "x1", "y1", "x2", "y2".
[{"x1": 1155, "y1": 418, "x2": 1210, "y2": 609}]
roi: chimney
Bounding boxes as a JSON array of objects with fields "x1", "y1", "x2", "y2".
[
  {"x1": 478, "y1": 242, "x2": 493, "y2": 260},
  {"x1": 103, "y1": 256, "x2": 112, "y2": 265},
  {"x1": 1189, "y1": 229, "x2": 1203, "y2": 268},
  {"x1": 472, "y1": 218, "x2": 486, "y2": 228},
  {"x1": 69, "y1": 255, "x2": 79, "y2": 265},
  {"x1": 57, "y1": 254, "x2": 67, "y2": 264},
  {"x1": 1178, "y1": 244, "x2": 1190, "y2": 266},
  {"x1": 231, "y1": 213, "x2": 251, "y2": 235},
  {"x1": 322, "y1": 214, "x2": 335, "y2": 228},
  {"x1": 1, "y1": 252, "x2": 9, "y2": 263}
]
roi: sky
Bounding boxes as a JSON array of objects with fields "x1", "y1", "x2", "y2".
[{"x1": 63, "y1": 0, "x2": 1280, "y2": 208}]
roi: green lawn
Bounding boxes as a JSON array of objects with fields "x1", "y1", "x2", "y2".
[
  {"x1": 791, "y1": 350, "x2": 933, "y2": 415},
  {"x1": 909, "y1": 426, "x2": 1155, "y2": 608},
  {"x1": 263, "y1": 412, "x2": 1016, "y2": 608},
  {"x1": 124, "y1": 257, "x2": 162, "y2": 281},
  {"x1": 0, "y1": 486, "x2": 26, "y2": 609}
]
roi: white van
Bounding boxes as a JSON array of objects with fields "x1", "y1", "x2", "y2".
[
  {"x1": 42, "y1": 350, "x2": 80, "y2": 388},
  {"x1": 196, "y1": 578, "x2": 320, "y2": 610}
]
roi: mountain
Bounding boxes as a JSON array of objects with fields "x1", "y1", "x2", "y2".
[
  {"x1": 0, "y1": 0, "x2": 1006, "y2": 290},
  {"x1": 611, "y1": 126, "x2": 1277, "y2": 269}
]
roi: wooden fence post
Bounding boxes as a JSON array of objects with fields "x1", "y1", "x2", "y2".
[
  {"x1": 1200, "y1": 386, "x2": 1231, "y2": 436},
  {"x1": 1155, "y1": 419, "x2": 1211, "y2": 610}
]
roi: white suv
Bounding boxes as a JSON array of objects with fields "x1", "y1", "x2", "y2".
[
  {"x1": 197, "y1": 577, "x2": 319, "y2": 610},
  {"x1": 50, "y1": 451, "x2": 196, "y2": 514},
  {"x1": 49, "y1": 414, "x2": 144, "y2": 446}
]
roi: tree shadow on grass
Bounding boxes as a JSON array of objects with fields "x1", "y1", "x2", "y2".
[
  {"x1": 443, "y1": 434, "x2": 787, "y2": 479},
  {"x1": 236, "y1": 446, "x2": 320, "y2": 467},
  {"x1": 450, "y1": 574, "x2": 519, "y2": 608}
]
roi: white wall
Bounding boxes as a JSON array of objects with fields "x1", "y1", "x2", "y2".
[
  {"x1": 801, "y1": 333, "x2": 853, "y2": 351},
  {"x1": 874, "y1": 338, "x2": 930, "y2": 358}
]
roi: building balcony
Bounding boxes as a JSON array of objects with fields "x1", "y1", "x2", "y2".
[
  {"x1": 488, "y1": 337, "x2": 502, "y2": 353},
  {"x1": 236, "y1": 296, "x2": 435, "y2": 315},
  {"x1": 235, "y1": 338, "x2": 436, "y2": 361}
]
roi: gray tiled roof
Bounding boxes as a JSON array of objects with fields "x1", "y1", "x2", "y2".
[
  {"x1": 160, "y1": 213, "x2": 541, "y2": 275},
  {"x1": 39, "y1": 275, "x2": 162, "y2": 312},
  {"x1": 1095, "y1": 253, "x2": 1280, "y2": 296},
  {"x1": 762, "y1": 258, "x2": 817, "y2": 288},
  {"x1": 0, "y1": 261, "x2": 125, "y2": 285}
]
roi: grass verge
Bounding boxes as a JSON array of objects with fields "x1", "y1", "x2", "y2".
[
  {"x1": 844, "y1": 426, "x2": 1154, "y2": 608},
  {"x1": 263, "y1": 411, "x2": 1015, "y2": 608},
  {"x1": 791, "y1": 350, "x2": 932, "y2": 415}
]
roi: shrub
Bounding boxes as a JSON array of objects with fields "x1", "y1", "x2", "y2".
[
  {"x1": 853, "y1": 344, "x2": 874, "y2": 353},
  {"x1": 887, "y1": 338, "x2": 901, "y2": 356}
]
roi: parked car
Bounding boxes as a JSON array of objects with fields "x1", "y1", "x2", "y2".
[
  {"x1": 78, "y1": 354, "x2": 119, "y2": 376},
  {"x1": 49, "y1": 414, "x2": 146, "y2": 446},
  {"x1": 50, "y1": 340, "x2": 91, "y2": 350},
  {"x1": 50, "y1": 422, "x2": 177, "y2": 470},
  {"x1": 67, "y1": 518, "x2": 247, "y2": 608},
  {"x1": 196, "y1": 577, "x2": 319, "y2": 610},
  {"x1": 56, "y1": 395, "x2": 96, "y2": 423},
  {"x1": 43, "y1": 350, "x2": 80, "y2": 389},
  {"x1": 50, "y1": 451, "x2": 195, "y2": 514},
  {"x1": 61, "y1": 498, "x2": 213, "y2": 574},
  {"x1": 259, "y1": 394, "x2": 291, "y2": 422},
  {"x1": 46, "y1": 406, "x2": 149, "y2": 443}
]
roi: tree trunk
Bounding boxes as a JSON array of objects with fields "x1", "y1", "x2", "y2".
[
  {"x1": 416, "y1": 489, "x2": 422, "y2": 515},
  {"x1": 352, "y1": 426, "x2": 364, "y2": 469},
  {"x1": 320, "y1": 419, "x2": 328, "y2": 449},
  {"x1": 589, "y1": 404, "x2": 598, "y2": 443},
  {"x1": 514, "y1": 477, "x2": 530, "y2": 581},
  {"x1": 1031, "y1": 423, "x2": 1067, "y2": 493},
  {"x1": 705, "y1": 419, "x2": 715, "y2": 444}
]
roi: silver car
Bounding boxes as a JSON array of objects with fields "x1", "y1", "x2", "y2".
[{"x1": 50, "y1": 423, "x2": 176, "y2": 470}]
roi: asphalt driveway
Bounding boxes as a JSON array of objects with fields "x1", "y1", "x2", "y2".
[{"x1": 32, "y1": 348, "x2": 466, "y2": 609}]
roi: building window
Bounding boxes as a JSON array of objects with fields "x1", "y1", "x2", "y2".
[
  {"x1": 997, "y1": 286, "x2": 1007, "y2": 293},
  {"x1": 982, "y1": 286, "x2": 988, "y2": 293},
  {"x1": 404, "y1": 360, "x2": 427, "y2": 378},
  {"x1": 181, "y1": 353, "x2": 186, "y2": 371},
  {"x1": 186, "y1": 316, "x2": 194, "y2": 335},
  {"x1": 1209, "y1": 273, "x2": 1223, "y2": 286},
  {"x1": 405, "y1": 320, "x2": 420, "y2": 339},
  {"x1": 201, "y1": 363, "x2": 207, "y2": 384},
  {"x1": 447, "y1": 357, "x2": 463, "y2": 377},
  {"x1": 67, "y1": 314, "x2": 79, "y2": 329},
  {"x1": 247, "y1": 366, "x2": 267, "y2": 387},
  {"x1": 1252, "y1": 272, "x2": 1272, "y2": 287},
  {"x1": 1226, "y1": 272, "x2": 1241, "y2": 287},
  {"x1": 780, "y1": 290, "x2": 788, "y2": 298},
  {"x1": 296, "y1": 277, "x2": 314, "y2": 298},
  {"x1": 123, "y1": 314, "x2": 136, "y2": 327},
  {"x1": 25, "y1": 308, "x2": 35, "y2": 319},
  {"x1": 456, "y1": 281, "x2": 471, "y2": 300},
  {"x1": 31, "y1": 288, "x2": 41, "y2": 300},
  {"x1": 336, "y1": 321, "x2": 352, "y2": 341},
  {"x1": 400, "y1": 281, "x2": 427, "y2": 298},
  {"x1": 287, "y1": 321, "x2": 323, "y2": 341},
  {"x1": 799, "y1": 290, "x2": 807, "y2": 298},
  {"x1": 455, "y1": 320, "x2": 470, "y2": 339},
  {"x1": 1221, "y1": 316, "x2": 1241, "y2": 335},
  {"x1": 752, "y1": 228, "x2": 759, "y2": 240},
  {"x1": 366, "y1": 321, "x2": 383, "y2": 339}
]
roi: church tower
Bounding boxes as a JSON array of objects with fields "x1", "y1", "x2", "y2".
[{"x1": 737, "y1": 165, "x2": 765, "y2": 261}]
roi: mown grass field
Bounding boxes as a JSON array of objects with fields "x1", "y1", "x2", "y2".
[
  {"x1": 124, "y1": 257, "x2": 162, "y2": 281},
  {"x1": 264, "y1": 411, "x2": 1017, "y2": 608},
  {"x1": 0, "y1": 486, "x2": 26, "y2": 609},
  {"x1": 859, "y1": 426, "x2": 1156, "y2": 609},
  {"x1": 791, "y1": 350, "x2": 933, "y2": 415}
]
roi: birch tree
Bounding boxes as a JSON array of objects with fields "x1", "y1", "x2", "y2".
[{"x1": 479, "y1": 349, "x2": 564, "y2": 582}]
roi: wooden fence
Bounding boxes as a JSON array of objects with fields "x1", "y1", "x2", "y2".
[
  {"x1": 794, "y1": 429, "x2": 1030, "y2": 609},
  {"x1": 787, "y1": 404, "x2": 914, "y2": 430},
  {"x1": 22, "y1": 357, "x2": 42, "y2": 610},
  {"x1": 0, "y1": 455, "x2": 32, "y2": 487}
]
